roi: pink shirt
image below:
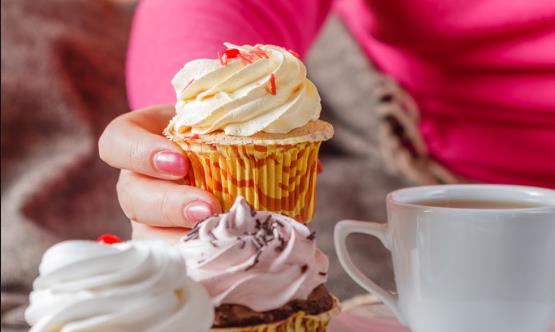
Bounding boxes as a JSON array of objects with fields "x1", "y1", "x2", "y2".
[{"x1": 127, "y1": 0, "x2": 555, "y2": 188}]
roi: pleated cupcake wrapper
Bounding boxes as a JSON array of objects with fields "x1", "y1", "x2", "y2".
[
  {"x1": 210, "y1": 300, "x2": 341, "y2": 332},
  {"x1": 175, "y1": 140, "x2": 322, "y2": 223}
]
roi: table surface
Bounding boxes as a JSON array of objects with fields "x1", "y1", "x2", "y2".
[
  {"x1": 329, "y1": 295, "x2": 409, "y2": 332},
  {"x1": 330, "y1": 295, "x2": 555, "y2": 332}
]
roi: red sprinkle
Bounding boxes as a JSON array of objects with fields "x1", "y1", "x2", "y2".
[
  {"x1": 218, "y1": 49, "x2": 242, "y2": 65},
  {"x1": 238, "y1": 52, "x2": 254, "y2": 64},
  {"x1": 218, "y1": 48, "x2": 270, "y2": 66},
  {"x1": 96, "y1": 234, "x2": 122, "y2": 244},
  {"x1": 251, "y1": 47, "x2": 269, "y2": 59},
  {"x1": 217, "y1": 51, "x2": 224, "y2": 65},
  {"x1": 224, "y1": 48, "x2": 240, "y2": 59},
  {"x1": 288, "y1": 49, "x2": 301, "y2": 58},
  {"x1": 269, "y1": 73, "x2": 277, "y2": 95},
  {"x1": 184, "y1": 78, "x2": 195, "y2": 89}
]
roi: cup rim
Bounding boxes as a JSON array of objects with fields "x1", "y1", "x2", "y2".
[{"x1": 387, "y1": 184, "x2": 555, "y2": 213}]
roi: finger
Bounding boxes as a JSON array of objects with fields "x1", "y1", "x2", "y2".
[
  {"x1": 99, "y1": 105, "x2": 188, "y2": 180},
  {"x1": 117, "y1": 170, "x2": 222, "y2": 228},
  {"x1": 131, "y1": 221, "x2": 189, "y2": 244}
]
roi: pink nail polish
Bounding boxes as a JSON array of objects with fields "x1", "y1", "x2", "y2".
[
  {"x1": 184, "y1": 201, "x2": 214, "y2": 224},
  {"x1": 154, "y1": 150, "x2": 186, "y2": 176}
]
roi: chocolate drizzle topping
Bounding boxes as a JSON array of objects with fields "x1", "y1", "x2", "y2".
[
  {"x1": 240, "y1": 213, "x2": 292, "y2": 270},
  {"x1": 251, "y1": 237, "x2": 263, "y2": 250},
  {"x1": 306, "y1": 231, "x2": 316, "y2": 240},
  {"x1": 319, "y1": 272, "x2": 327, "y2": 276},
  {"x1": 183, "y1": 201, "x2": 302, "y2": 272},
  {"x1": 245, "y1": 250, "x2": 263, "y2": 271},
  {"x1": 183, "y1": 219, "x2": 205, "y2": 242},
  {"x1": 245, "y1": 200, "x2": 257, "y2": 218},
  {"x1": 262, "y1": 216, "x2": 272, "y2": 232},
  {"x1": 183, "y1": 227, "x2": 200, "y2": 241},
  {"x1": 275, "y1": 235, "x2": 287, "y2": 252}
]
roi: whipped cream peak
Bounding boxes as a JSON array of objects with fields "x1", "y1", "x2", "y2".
[
  {"x1": 26, "y1": 240, "x2": 214, "y2": 332},
  {"x1": 180, "y1": 196, "x2": 328, "y2": 312},
  {"x1": 170, "y1": 43, "x2": 321, "y2": 136}
]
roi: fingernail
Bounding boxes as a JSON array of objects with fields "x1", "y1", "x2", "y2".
[
  {"x1": 184, "y1": 200, "x2": 214, "y2": 224},
  {"x1": 154, "y1": 150, "x2": 186, "y2": 176}
]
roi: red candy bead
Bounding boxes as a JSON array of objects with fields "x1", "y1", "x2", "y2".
[{"x1": 96, "y1": 234, "x2": 122, "y2": 244}]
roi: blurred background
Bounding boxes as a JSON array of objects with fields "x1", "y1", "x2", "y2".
[{"x1": 1, "y1": 1, "x2": 413, "y2": 330}]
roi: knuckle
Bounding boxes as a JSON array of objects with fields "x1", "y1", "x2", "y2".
[
  {"x1": 159, "y1": 188, "x2": 176, "y2": 227},
  {"x1": 128, "y1": 139, "x2": 147, "y2": 171}
]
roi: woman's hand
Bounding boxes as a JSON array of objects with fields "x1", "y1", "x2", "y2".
[{"x1": 99, "y1": 105, "x2": 221, "y2": 242}]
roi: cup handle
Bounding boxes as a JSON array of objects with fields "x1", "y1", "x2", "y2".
[{"x1": 334, "y1": 220, "x2": 407, "y2": 324}]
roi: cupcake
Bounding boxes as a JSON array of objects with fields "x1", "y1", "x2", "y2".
[
  {"x1": 179, "y1": 196, "x2": 340, "y2": 331},
  {"x1": 165, "y1": 43, "x2": 334, "y2": 223},
  {"x1": 25, "y1": 238, "x2": 214, "y2": 332}
]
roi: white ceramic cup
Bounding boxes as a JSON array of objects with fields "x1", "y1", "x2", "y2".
[{"x1": 335, "y1": 184, "x2": 555, "y2": 332}]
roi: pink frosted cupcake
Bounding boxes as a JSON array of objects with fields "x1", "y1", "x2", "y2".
[{"x1": 179, "y1": 196, "x2": 340, "y2": 331}]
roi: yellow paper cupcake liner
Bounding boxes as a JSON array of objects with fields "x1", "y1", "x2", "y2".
[
  {"x1": 210, "y1": 300, "x2": 341, "y2": 332},
  {"x1": 175, "y1": 140, "x2": 321, "y2": 223}
]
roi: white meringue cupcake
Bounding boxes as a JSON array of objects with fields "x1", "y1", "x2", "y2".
[{"x1": 25, "y1": 239, "x2": 214, "y2": 332}]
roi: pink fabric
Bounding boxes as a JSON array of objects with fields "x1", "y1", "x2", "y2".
[
  {"x1": 335, "y1": 0, "x2": 555, "y2": 188},
  {"x1": 127, "y1": 0, "x2": 555, "y2": 188},
  {"x1": 126, "y1": 0, "x2": 331, "y2": 108}
]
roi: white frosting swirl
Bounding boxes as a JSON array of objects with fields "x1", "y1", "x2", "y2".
[
  {"x1": 25, "y1": 240, "x2": 214, "y2": 332},
  {"x1": 179, "y1": 197, "x2": 328, "y2": 312},
  {"x1": 170, "y1": 43, "x2": 321, "y2": 136}
]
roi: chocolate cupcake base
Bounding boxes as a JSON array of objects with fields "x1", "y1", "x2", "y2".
[{"x1": 212, "y1": 285, "x2": 337, "y2": 328}]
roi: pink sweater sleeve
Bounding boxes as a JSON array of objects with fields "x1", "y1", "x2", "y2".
[{"x1": 126, "y1": 0, "x2": 331, "y2": 109}]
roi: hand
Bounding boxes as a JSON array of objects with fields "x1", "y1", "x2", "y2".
[{"x1": 99, "y1": 105, "x2": 221, "y2": 242}]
